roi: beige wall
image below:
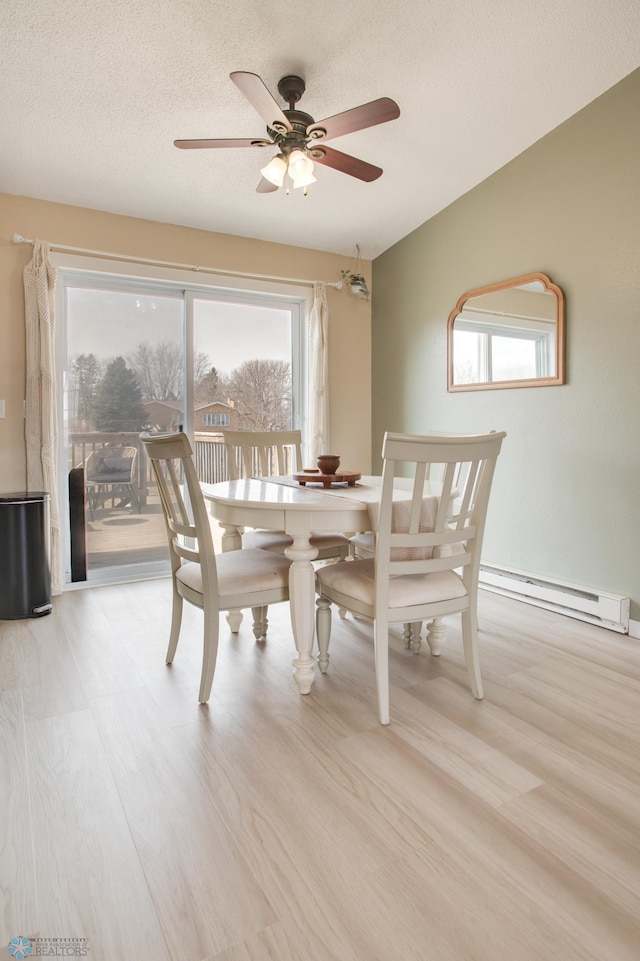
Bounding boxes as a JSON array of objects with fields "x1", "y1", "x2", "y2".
[
  {"x1": 373, "y1": 67, "x2": 640, "y2": 619},
  {"x1": 0, "y1": 194, "x2": 371, "y2": 490}
]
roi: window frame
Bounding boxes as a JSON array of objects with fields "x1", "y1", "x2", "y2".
[
  {"x1": 55, "y1": 255, "x2": 309, "y2": 438},
  {"x1": 202, "y1": 412, "x2": 230, "y2": 427}
]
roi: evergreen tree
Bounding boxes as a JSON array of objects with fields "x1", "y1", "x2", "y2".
[{"x1": 92, "y1": 357, "x2": 147, "y2": 431}]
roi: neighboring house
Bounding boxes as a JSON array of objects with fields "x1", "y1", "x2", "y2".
[
  {"x1": 143, "y1": 399, "x2": 183, "y2": 431},
  {"x1": 142, "y1": 399, "x2": 248, "y2": 432},
  {"x1": 195, "y1": 400, "x2": 242, "y2": 432},
  {"x1": 144, "y1": 399, "x2": 245, "y2": 432}
]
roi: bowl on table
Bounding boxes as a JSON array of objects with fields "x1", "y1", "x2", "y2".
[{"x1": 316, "y1": 454, "x2": 340, "y2": 475}]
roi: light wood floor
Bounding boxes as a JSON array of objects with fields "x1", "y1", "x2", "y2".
[{"x1": 1, "y1": 583, "x2": 639, "y2": 960}]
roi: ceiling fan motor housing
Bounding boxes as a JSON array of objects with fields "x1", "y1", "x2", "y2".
[
  {"x1": 269, "y1": 76, "x2": 320, "y2": 155},
  {"x1": 277, "y1": 75, "x2": 306, "y2": 107},
  {"x1": 268, "y1": 111, "x2": 315, "y2": 156}
]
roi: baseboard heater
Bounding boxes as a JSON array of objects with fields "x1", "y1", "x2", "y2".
[{"x1": 479, "y1": 563, "x2": 630, "y2": 633}]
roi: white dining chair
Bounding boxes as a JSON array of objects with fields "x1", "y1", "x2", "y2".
[
  {"x1": 315, "y1": 430, "x2": 506, "y2": 724},
  {"x1": 349, "y1": 436, "x2": 471, "y2": 654},
  {"x1": 140, "y1": 431, "x2": 291, "y2": 703},
  {"x1": 222, "y1": 428, "x2": 350, "y2": 560}
]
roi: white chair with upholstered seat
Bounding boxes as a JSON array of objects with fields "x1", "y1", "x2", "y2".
[
  {"x1": 349, "y1": 442, "x2": 471, "y2": 654},
  {"x1": 315, "y1": 430, "x2": 506, "y2": 724},
  {"x1": 140, "y1": 431, "x2": 291, "y2": 703},
  {"x1": 222, "y1": 428, "x2": 350, "y2": 560}
]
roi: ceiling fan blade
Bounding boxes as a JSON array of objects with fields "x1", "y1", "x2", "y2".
[
  {"x1": 307, "y1": 97, "x2": 400, "y2": 142},
  {"x1": 174, "y1": 138, "x2": 272, "y2": 149},
  {"x1": 310, "y1": 145, "x2": 382, "y2": 182},
  {"x1": 257, "y1": 177, "x2": 279, "y2": 193},
  {"x1": 230, "y1": 71, "x2": 292, "y2": 131}
]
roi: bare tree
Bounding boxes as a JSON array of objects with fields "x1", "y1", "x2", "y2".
[
  {"x1": 226, "y1": 359, "x2": 291, "y2": 430},
  {"x1": 129, "y1": 341, "x2": 211, "y2": 401}
]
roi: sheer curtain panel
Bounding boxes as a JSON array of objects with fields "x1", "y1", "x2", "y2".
[
  {"x1": 24, "y1": 240, "x2": 62, "y2": 593},
  {"x1": 308, "y1": 282, "x2": 330, "y2": 462}
]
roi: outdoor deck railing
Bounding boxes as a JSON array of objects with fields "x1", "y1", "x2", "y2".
[
  {"x1": 193, "y1": 433, "x2": 229, "y2": 484},
  {"x1": 67, "y1": 431, "x2": 292, "y2": 505}
]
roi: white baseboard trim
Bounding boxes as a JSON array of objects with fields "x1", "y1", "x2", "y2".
[{"x1": 629, "y1": 619, "x2": 640, "y2": 640}]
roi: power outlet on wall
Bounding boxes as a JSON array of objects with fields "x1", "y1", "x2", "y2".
[{"x1": 0, "y1": 400, "x2": 5, "y2": 418}]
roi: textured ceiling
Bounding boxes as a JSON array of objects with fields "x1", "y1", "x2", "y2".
[{"x1": 2, "y1": 0, "x2": 640, "y2": 259}]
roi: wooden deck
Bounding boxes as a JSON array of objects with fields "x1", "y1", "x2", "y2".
[
  {"x1": 85, "y1": 497, "x2": 168, "y2": 571},
  {"x1": 84, "y1": 490, "x2": 223, "y2": 573},
  {"x1": 70, "y1": 431, "x2": 231, "y2": 575}
]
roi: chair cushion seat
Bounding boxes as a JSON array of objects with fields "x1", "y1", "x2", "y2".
[
  {"x1": 102, "y1": 456, "x2": 133, "y2": 472},
  {"x1": 176, "y1": 548, "x2": 290, "y2": 598},
  {"x1": 316, "y1": 558, "x2": 467, "y2": 609},
  {"x1": 349, "y1": 532, "x2": 374, "y2": 556},
  {"x1": 87, "y1": 473, "x2": 132, "y2": 484},
  {"x1": 243, "y1": 528, "x2": 350, "y2": 554},
  {"x1": 242, "y1": 529, "x2": 293, "y2": 552}
]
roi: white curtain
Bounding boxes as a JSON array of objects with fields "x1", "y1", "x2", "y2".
[
  {"x1": 308, "y1": 282, "x2": 330, "y2": 462},
  {"x1": 24, "y1": 240, "x2": 62, "y2": 594}
]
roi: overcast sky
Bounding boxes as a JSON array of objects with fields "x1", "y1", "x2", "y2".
[{"x1": 66, "y1": 287, "x2": 291, "y2": 375}]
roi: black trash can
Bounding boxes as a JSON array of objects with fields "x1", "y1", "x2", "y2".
[{"x1": 0, "y1": 491, "x2": 52, "y2": 619}]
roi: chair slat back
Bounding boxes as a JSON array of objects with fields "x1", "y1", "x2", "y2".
[
  {"x1": 139, "y1": 432, "x2": 219, "y2": 591},
  {"x1": 222, "y1": 429, "x2": 303, "y2": 479},
  {"x1": 376, "y1": 431, "x2": 506, "y2": 585}
]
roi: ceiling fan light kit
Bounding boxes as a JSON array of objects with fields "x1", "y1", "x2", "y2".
[{"x1": 175, "y1": 71, "x2": 400, "y2": 196}]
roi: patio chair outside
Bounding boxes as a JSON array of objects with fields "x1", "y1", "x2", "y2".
[{"x1": 85, "y1": 445, "x2": 140, "y2": 519}]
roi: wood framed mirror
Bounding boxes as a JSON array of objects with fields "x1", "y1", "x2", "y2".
[{"x1": 447, "y1": 272, "x2": 565, "y2": 391}]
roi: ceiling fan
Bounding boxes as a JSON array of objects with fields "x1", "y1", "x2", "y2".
[{"x1": 174, "y1": 71, "x2": 400, "y2": 195}]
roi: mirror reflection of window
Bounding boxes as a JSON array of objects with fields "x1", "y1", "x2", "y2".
[
  {"x1": 453, "y1": 320, "x2": 554, "y2": 382},
  {"x1": 492, "y1": 335, "x2": 538, "y2": 381},
  {"x1": 447, "y1": 273, "x2": 565, "y2": 391},
  {"x1": 452, "y1": 328, "x2": 484, "y2": 384}
]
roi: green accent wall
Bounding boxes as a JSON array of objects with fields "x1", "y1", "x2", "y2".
[{"x1": 373, "y1": 67, "x2": 640, "y2": 620}]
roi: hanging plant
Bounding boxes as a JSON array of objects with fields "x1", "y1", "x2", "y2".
[{"x1": 340, "y1": 244, "x2": 370, "y2": 300}]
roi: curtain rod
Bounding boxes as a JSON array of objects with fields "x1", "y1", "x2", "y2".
[{"x1": 12, "y1": 233, "x2": 343, "y2": 289}]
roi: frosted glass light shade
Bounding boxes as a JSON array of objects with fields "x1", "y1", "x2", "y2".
[
  {"x1": 287, "y1": 149, "x2": 316, "y2": 188},
  {"x1": 260, "y1": 154, "x2": 287, "y2": 187},
  {"x1": 291, "y1": 170, "x2": 317, "y2": 189}
]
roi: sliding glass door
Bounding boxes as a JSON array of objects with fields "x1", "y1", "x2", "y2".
[
  {"x1": 60, "y1": 271, "x2": 301, "y2": 586},
  {"x1": 63, "y1": 280, "x2": 184, "y2": 582}
]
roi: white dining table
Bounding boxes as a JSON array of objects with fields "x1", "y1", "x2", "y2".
[{"x1": 202, "y1": 475, "x2": 441, "y2": 695}]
